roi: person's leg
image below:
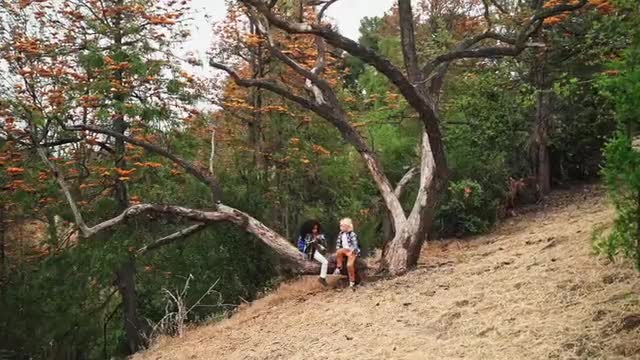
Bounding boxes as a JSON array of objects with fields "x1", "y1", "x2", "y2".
[
  {"x1": 313, "y1": 251, "x2": 328, "y2": 279},
  {"x1": 335, "y1": 248, "x2": 349, "y2": 272},
  {"x1": 346, "y1": 251, "x2": 357, "y2": 284}
]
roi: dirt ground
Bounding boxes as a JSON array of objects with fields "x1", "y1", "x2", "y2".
[{"x1": 135, "y1": 184, "x2": 640, "y2": 360}]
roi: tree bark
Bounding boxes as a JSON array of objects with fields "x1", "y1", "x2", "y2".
[
  {"x1": 377, "y1": 0, "x2": 447, "y2": 275},
  {"x1": 114, "y1": 258, "x2": 147, "y2": 354},
  {"x1": 636, "y1": 189, "x2": 640, "y2": 269},
  {"x1": 534, "y1": 33, "x2": 552, "y2": 195},
  {"x1": 112, "y1": 3, "x2": 145, "y2": 352},
  {"x1": 250, "y1": 23, "x2": 267, "y2": 170},
  {"x1": 0, "y1": 204, "x2": 5, "y2": 290}
]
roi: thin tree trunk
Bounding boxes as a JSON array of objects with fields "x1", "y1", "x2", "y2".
[
  {"x1": 536, "y1": 91, "x2": 551, "y2": 194},
  {"x1": 0, "y1": 205, "x2": 5, "y2": 291},
  {"x1": 209, "y1": 128, "x2": 215, "y2": 175},
  {"x1": 249, "y1": 23, "x2": 266, "y2": 171},
  {"x1": 636, "y1": 189, "x2": 640, "y2": 269},
  {"x1": 534, "y1": 14, "x2": 552, "y2": 195},
  {"x1": 115, "y1": 259, "x2": 146, "y2": 353},
  {"x1": 112, "y1": 3, "x2": 145, "y2": 352}
]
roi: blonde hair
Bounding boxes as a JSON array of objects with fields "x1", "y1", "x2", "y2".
[{"x1": 339, "y1": 218, "x2": 354, "y2": 231}]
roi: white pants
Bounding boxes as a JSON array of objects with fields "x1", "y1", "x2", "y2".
[{"x1": 313, "y1": 251, "x2": 328, "y2": 279}]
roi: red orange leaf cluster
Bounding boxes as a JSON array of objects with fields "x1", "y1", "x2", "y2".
[
  {"x1": 6, "y1": 167, "x2": 25, "y2": 176},
  {"x1": 133, "y1": 162, "x2": 163, "y2": 168}
]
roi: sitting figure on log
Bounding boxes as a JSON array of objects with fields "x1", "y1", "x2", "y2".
[
  {"x1": 333, "y1": 217, "x2": 360, "y2": 290},
  {"x1": 297, "y1": 220, "x2": 329, "y2": 286}
]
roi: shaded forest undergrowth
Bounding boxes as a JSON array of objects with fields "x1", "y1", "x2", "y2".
[{"x1": 136, "y1": 184, "x2": 640, "y2": 360}]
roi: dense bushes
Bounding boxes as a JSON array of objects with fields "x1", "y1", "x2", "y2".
[{"x1": 594, "y1": 0, "x2": 640, "y2": 269}]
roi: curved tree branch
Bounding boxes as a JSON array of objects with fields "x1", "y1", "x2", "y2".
[
  {"x1": 137, "y1": 223, "x2": 207, "y2": 255},
  {"x1": 211, "y1": 59, "x2": 407, "y2": 227},
  {"x1": 64, "y1": 123, "x2": 223, "y2": 201},
  {"x1": 398, "y1": 0, "x2": 422, "y2": 85},
  {"x1": 36, "y1": 128, "x2": 317, "y2": 272},
  {"x1": 238, "y1": 0, "x2": 440, "y2": 136},
  {"x1": 489, "y1": 0, "x2": 508, "y2": 14},
  {"x1": 424, "y1": 1, "x2": 589, "y2": 75},
  {"x1": 210, "y1": 60, "x2": 323, "y2": 113},
  {"x1": 394, "y1": 167, "x2": 418, "y2": 198}
]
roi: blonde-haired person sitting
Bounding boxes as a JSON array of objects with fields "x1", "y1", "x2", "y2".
[{"x1": 333, "y1": 218, "x2": 360, "y2": 290}]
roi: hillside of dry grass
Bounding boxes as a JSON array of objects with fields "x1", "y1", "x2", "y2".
[{"x1": 135, "y1": 185, "x2": 640, "y2": 360}]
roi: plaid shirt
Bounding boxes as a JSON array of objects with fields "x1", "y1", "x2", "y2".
[{"x1": 336, "y1": 231, "x2": 360, "y2": 255}]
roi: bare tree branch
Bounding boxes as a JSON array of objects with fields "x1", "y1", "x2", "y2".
[
  {"x1": 36, "y1": 137, "x2": 82, "y2": 147},
  {"x1": 242, "y1": 8, "x2": 330, "y2": 105},
  {"x1": 211, "y1": 59, "x2": 407, "y2": 225},
  {"x1": 34, "y1": 128, "x2": 315, "y2": 271},
  {"x1": 238, "y1": 0, "x2": 440, "y2": 137},
  {"x1": 398, "y1": 0, "x2": 422, "y2": 84},
  {"x1": 137, "y1": 223, "x2": 207, "y2": 256},
  {"x1": 36, "y1": 146, "x2": 93, "y2": 237},
  {"x1": 64, "y1": 123, "x2": 223, "y2": 201},
  {"x1": 482, "y1": 0, "x2": 493, "y2": 29},
  {"x1": 489, "y1": 0, "x2": 508, "y2": 14},
  {"x1": 318, "y1": 0, "x2": 339, "y2": 20},
  {"x1": 394, "y1": 167, "x2": 418, "y2": 198},
  {"x1": 424, "y1": 1, "x2": 589, "y2": 75},
  {"x1": 210, "y1": 60, "x2": 323, "y2": 113}
]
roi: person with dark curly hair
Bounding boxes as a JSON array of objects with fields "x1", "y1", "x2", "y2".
[{"x1": 297, "y1": 220, "x2": 329, "y2": 286}]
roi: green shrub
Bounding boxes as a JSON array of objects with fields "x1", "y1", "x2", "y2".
[{"x1": 435, "y1": 180, "x2": 498, "y2": 237}]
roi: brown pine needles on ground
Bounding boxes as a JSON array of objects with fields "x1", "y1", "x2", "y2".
[{"x1": 135, "y1": 185, "x2": 640, "y2": 360}]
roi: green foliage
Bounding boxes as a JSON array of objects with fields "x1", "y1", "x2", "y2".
[
  {"x1": 552, "y1": 75, "x2": 616, "y2": 179},
  {"x1": 596, "y1": 136, "x2": 640, "y2": 269},
  {"x1": 436, "y1": 180, "x2": 496, "y2": 236},
  {"x1": 595, "y1": 1, "x2": 640, "y2": 269},
  {"x1": 1, "y1": 2, "x2": 637, "y2": 358},
  {"x1": 436, "y1": 69, "x2": 531, "y2": 234}
]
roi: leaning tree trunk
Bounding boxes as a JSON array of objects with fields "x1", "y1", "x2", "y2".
[
  {"x1": 381, "y1": 128, "x2": 445, "y2": 274},
  {"x1": 377, "y1": 0, "x2": 448, "y2": 275}
]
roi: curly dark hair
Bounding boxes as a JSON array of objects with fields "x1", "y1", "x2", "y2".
[{"x1": 298, "y1": 219, "x2": 322, "y2": 238}]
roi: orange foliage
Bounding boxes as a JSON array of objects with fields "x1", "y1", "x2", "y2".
[
  {"x1": 107, "y1": 62, "x2": 131, "y2": 71},
  {"x1": 133, "y1": 162, "x2": 163, "y2": 168},
  {"x1": 6, "y1": 167, "x2": 25, "y2": 176},
  {"x1": 114, "y1": 168, "x2": 136, "y2": 177},
  {"x1": 13, "y1": 38, "x2": 42, "y2": 55},
  {"x1": 595, "y1": 2, "x2": 614, "y2": 13},
  {"x1": 144, "y1": 15, "x2": 177, "y2": 25},
  {"x1": 311, "y1": 144, "x2": 330, "y2": 156}
]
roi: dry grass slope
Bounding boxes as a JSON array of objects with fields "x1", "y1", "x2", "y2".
[{"x1": 135, "y1": 185, "x2": 640, "y2": 360}]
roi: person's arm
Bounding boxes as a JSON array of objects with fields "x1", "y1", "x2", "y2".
[
  {"x1": 350, "y1": 232, "x2": 359, "y2": 254},
  {"x1": 317, "y1": 234, "x2": 327, "y2": 250}
]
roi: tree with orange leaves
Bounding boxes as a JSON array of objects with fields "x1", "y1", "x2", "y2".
[
  {"x1": 208, "y1": 0, "x2": 594, "y2": 275},
  {"x1": 0, "y1": 0, "x2": 209, "y2": 353}
]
